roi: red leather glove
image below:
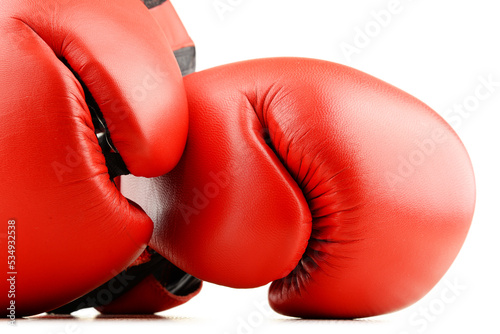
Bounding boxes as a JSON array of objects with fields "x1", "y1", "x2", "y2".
[
  {"x1": 147, "y1": 0, "x2": 196, "y2": 76},
  {"x1": 0, "y1": 0, "x2": 187, "y2": 317},
  {"x1": 49, "y1": 0, "x2": 201, "y2": 316},
  {"x1": 121, "y1": 58, "x2": 475, "y2": 318}
]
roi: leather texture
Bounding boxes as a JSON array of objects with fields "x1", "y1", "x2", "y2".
[
  {"x1": 149, "y1": 0, "x2": 196, "y2": 76},
  {"x1": 121, "y1": 58, "x2": 476, "y2": 318},
  {"x1": 48, "y1": 0, "x2": 199, "y2": 316},
  {"x1": 0, "y1": 0, "x2": 187, "y2": 316},
  {"x1": 95, "y1": 0, "x2": 200, "y2": 315},
  {"x1": 150, "y1": 0, "x2": 194, "y2": 52}
]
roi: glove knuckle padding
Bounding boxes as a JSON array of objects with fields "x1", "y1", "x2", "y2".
[
  {"x1": 121, "y1": 58, "x2": 475, "y2": 318},
  {"x1": 0, "y1": 0, "x2": 187, "y2": 316},
  {"x1": 1, "y1": 0, "x2": 188, "y2": 176}
]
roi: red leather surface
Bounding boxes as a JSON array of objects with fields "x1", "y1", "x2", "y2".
[
  {"x1": 98, "y1": 1, "x2": 198, "y2": 315},
  {"x1": 150, "y1": 1, "x2": 194, "y2": 51},
  {"x1": 0, "y1": 0, "x2": 187, "y2": 316},
  {"x1": 121, "y1": 58, "x2": 475, "y2": 318}
]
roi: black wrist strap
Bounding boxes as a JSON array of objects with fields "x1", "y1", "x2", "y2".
[
  {"x1": 141, "y1": 0, "x2": 168, "y2": 10},
  {"x1": 48, "y1": 250, "x2": 201, "y2": 314}
]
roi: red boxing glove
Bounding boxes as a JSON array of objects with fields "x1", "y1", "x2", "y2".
[
  {"x1": 147, "y1": 0, "x2": 196, "y2": 76},
  {"x1": 0, "y1": 0, "x2": 188, "y2": 317},
  {"x1": 50, "y1": 0, "x2": 202, "y2": 316},
  {"x1": 121, "y1": 58, "x2": 475, "y2": 318}
]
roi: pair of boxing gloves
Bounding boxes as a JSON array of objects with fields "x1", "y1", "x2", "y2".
[{"x1": 0, "y1": 0, "x2": 475, "y2": 319}]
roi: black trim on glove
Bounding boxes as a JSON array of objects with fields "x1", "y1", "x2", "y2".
[
  {"x1": 174, "y1": 46, "x2": 196, "y2": 76},
  {"x1": 141, "y1": 0, "x2": 168, "y2": 10}
]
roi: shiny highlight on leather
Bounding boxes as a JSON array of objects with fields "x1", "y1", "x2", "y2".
[
  {"x1": 0, "y1": 0, "x2": 188, "y2": 316},
  {"x1": 121, "y1": 58, "x2": 475, "y2": 318}
]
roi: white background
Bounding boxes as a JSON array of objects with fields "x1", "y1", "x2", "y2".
[{"x1": 7, "y1": 0, "x2": 500, "y2": 333}]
